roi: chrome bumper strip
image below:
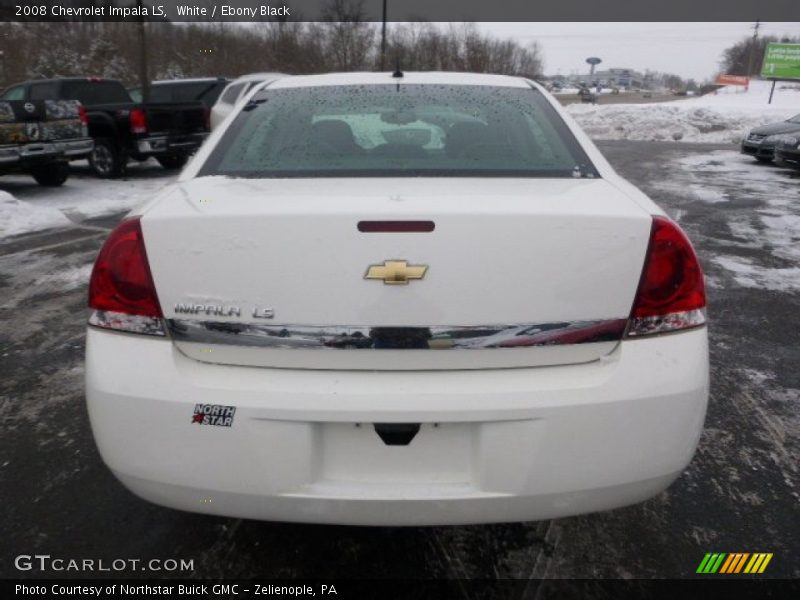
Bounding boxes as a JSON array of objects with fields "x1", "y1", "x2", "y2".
[{"x1": 166, "y1": 318, "x2": 628, "y2": 350}]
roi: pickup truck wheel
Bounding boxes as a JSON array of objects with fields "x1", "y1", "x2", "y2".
[
  {"x1": 90, "y1": 138, "x2": 124, "y2": 178},
  {"x1": 156, "y1": 155, "x2": 189, "y2": 170},
  {"x1": 30, "y1": 162, "x2": 69, "y2": 187}
]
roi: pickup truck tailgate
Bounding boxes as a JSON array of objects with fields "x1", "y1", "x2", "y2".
[
  {"x1": 145, "y1": 102, "x2": 207, "y2": 135},
  {"x1": 0, "y1": 100, "x2": 86, "y2": 144}
]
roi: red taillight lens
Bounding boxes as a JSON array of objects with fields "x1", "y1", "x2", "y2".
[
  {"x1": 78, "y1": 103, "x2": 88, "y2": 126},
  {"x1": 129, "y1": 108, "x2": 147, "y2": 135},
  {"x1": 203, "y1": 107, "x2": 211, "y2": 131},
  {"x1": 89, "y1": 217, "x2": 162, "y2": 318},
  {"x1": 627, "y1": 216, "x2": 706, "y2": 337}
]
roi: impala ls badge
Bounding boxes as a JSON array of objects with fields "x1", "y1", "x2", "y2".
[
  {"x1": 174, "y1": 303, "x2": 274, "y2": 319},
  {"x1": 365, "y1": 260, "x2": 428, "y2": 285}
]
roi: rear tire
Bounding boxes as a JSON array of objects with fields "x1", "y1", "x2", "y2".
[
  {"x1": 156, "y1": 154, "x2": 188, "y2": 170},
  {"x1": 89, "y1": 138, "x2": 124, "y2": 179},
  {"x1": 31, "y1": 162, "x2": 69, "y2": 187}
]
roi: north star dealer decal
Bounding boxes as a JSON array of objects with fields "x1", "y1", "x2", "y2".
[{"x1": 192, "y1": 404, "x2": 236, "y2": 427}]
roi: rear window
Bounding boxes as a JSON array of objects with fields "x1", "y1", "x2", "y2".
[
  {"x1": 61, "y1": 81, "x2": 130, "y2": 105},
  {"x1": 149, "y1": 81, "x2": 224, "y2": 106},
  {"x1": 220, "y1": 83, "x2": 245, "y2": 104},
  {"x1": 200, "y1": 84, "x2": 597, "y2": 178}
]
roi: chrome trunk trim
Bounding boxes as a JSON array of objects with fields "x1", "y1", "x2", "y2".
[{"x1": 166, "y1": 318, "x2": 628, "y2": 350}]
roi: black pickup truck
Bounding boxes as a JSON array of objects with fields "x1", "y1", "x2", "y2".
[
  {"x1": 1, "y1": 78, "x2": 209, "y2": 178},
  {"x1": 0, "y1": 99, "x2": 93, "y2": 186}
]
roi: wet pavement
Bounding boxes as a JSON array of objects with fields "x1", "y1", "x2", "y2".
[{"x1": 0, "y1": 142, "x2": 798, "y2": 582}]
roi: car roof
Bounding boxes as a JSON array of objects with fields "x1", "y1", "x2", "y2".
[
  {"x1": 230, "y1": 72, "x2": 285, "y2": 84},
  {"x1": 268, "y1": 72, "x2": 531, "y2": 89}
]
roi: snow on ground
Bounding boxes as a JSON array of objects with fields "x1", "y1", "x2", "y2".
[
  {"x1": 655, "y1": 149, "x2": 800, "y2": 292},
  {"x1": 567, "y1": 79, "x2": 800, "y2": 143},
  {"x1": 0, "y1": 190, "x2": 73, "y2": 238},
  {"x1": 0, "y1": 160, "x2": 174, "y2": 239},
  {"x1": 34, "y1": 263, "x2": 93, "y2": 291},
  {"x1": 713, "y1": 255, "x2": 800, "y2": 292}
]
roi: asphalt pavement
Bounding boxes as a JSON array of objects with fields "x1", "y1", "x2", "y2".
[{"x1": 0, "y1": 141, "x2": 798, "y2": 584}]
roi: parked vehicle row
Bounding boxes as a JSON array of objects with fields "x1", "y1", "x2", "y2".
[
  {"x1": 1, "y1": 78, "x2": 212, "y2": 178},
  {"x1": 741, "y1": 112, "x2": 800, "y2": 170},
  {"x1": 0, "y1": 74, "x2": 292, "y2": 182}
]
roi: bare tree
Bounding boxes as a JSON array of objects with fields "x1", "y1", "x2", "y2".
[
  {"x1": 320, "y1": 0, "x2": 375, "y2": 71},
  {"x1": 719, "y1": 34, "x2": 800, "y2": 77},
  {"x1": 0, "y1": 18, "x2": 545, "y2": 88}
]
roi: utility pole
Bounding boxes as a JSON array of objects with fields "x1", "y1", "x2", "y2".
[
  {"x1": 746, "y1": 20, "x2": 760, "y2": 78},
  {"x1": 137, "y1": 0, "x2": 149, "y2": 102},
  {"x1": 380, "y1": 0, "x2": 387, "y2": 71}
]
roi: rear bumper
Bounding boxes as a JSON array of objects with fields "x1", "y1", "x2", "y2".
[
  {"x1": 135, "y1": 132, "x2": 208, "y2": 157},
  {"x1": 85, "y1": 327, "x2": 709, "y2": 525},
  {"x1": 0, "y1": 138, "x2": 93, "y2": 166}
]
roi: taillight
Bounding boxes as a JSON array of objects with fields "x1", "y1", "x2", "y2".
[
  {"x1": 78, "y1": 103, "x2": 88, "y2": 125},
  {"x1": 626, "y1": 216, "x2": 706, "y2": 337},
  {"x1": 77, "y1": 103, "x2": 88, "y2": 136},
  {"x1": 130, "y1": 108, "x2": 148, "y2": 135},
  {"x1": 88, "y1": 217, "x2": 164, "y2": 336},
  {"x1": 203, "y1": 107, "x2": 211, "y2": 131}
]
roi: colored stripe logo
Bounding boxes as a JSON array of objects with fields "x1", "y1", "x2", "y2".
[{"x1": 696, "y1": 553, "x2": 773, "y2": 574}]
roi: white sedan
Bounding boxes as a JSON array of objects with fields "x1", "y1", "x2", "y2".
[{"x1": 85, "y1": 72, "x2": 708, "y2": 526}]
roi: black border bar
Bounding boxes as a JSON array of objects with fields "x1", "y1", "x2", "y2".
[
  {"x1": 1, "y1": 0, "x2": 799, "y2": 22},
  {"x1": 4, "y1": 578, "x2": 800, "y2": 599}
]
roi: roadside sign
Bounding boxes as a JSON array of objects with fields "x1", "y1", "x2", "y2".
[
  {"x1": 717, "y1": 74, "x2": 749, "y2": 87},
  {"x1": 761, "y1": 43, "x2": 800, "y2": 80}
]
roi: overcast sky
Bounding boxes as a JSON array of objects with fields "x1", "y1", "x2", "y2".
[{"x1": 477, "y1": 22, "x2": 800, "y2": 81}]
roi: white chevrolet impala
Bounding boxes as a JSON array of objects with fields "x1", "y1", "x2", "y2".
[{"x1": 85, "y1": 72, "x2": 708, "y2": 525}]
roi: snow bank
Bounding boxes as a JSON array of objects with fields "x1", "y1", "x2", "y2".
[
  {"x1": 684, "y1": 79, "x2": 800, "y2": 108},
  {"x1": 0, "y1": 160, "x2": 173, "y2": 239},
  {"x1": 566, "y1": 79, "x2": 800, "y2": 143},
  {"x1": 0, "y1": 191, "x2": 72, "y2": 238}
]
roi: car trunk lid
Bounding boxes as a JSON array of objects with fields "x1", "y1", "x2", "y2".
[{"x1": 142, "y1": 176, "x2": 652, "y2": 370}]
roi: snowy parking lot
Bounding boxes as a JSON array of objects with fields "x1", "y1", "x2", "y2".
[
  {"x1": 0, "y1": 160, "x2": 172, "y2": 237},
  {"x1": 1, "y1": 86, "x2": 799, "y2": 580}
]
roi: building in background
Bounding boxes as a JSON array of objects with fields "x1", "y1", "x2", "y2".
[{"x1": 570, "y1": 68, "x2": 645, "y2": 89}]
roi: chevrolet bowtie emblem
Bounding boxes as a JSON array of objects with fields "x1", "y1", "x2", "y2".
[{"x1": 365, "y1": 260, "x2": 428, "y2": 285}]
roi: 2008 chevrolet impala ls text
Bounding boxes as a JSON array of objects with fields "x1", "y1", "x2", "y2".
[{"x1": 85, "y1": 72, "x2": 708, "y2": 526}]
